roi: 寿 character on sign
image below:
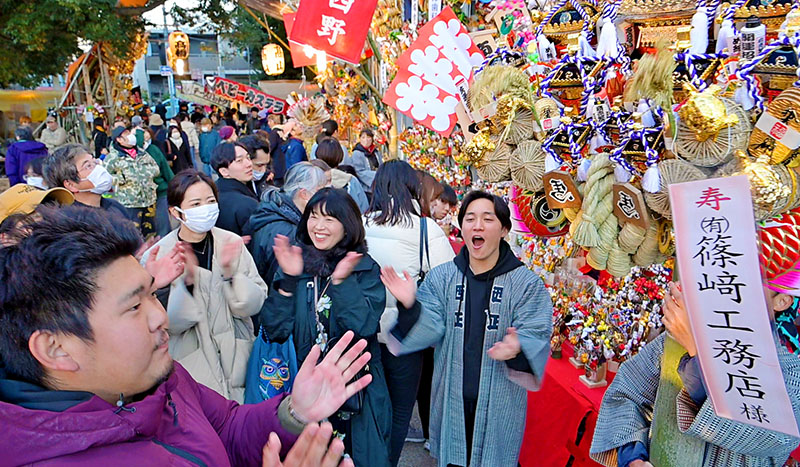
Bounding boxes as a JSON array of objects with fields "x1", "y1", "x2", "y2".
[
  {"x1": 317, "y1": 15, "x2": 347, "y2": 46},
  {"x1": 328, "y1": 0, "x2": 356, "y2": 14},
  {"x1": 695, "y1": 187, "x2": 732, "y2": 210},
  {"x1": 617, "y1": 191, "x2": 641, "y2": 219}
]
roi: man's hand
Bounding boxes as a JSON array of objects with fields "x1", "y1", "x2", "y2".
[
  {"x1": 663, "y1": 282, "x2": 697, "y2": 357},
  {"x1": 273, "y1": 235, "x2": 303, "y2": 277},
  {"x1": 145, "y1": 244, "x2": 186, "y2": 290},
  {"x1": 628, "y1": 460, "x2": 654, "y2": 467},
  {"x1": 380, "y1": 267, "x2": 416, "y2": 309},
  {"x1": 487, "y1": 327, "x2": 521, "y2": 361},
  {"x1": 331, "y1": 252, "x2": 362, "y2": 285},
  {"x1": 290, "y1": 330, "x2": 372, "y2": 423},
  {"x1": 262, "y1": 422, "x2": 353, "y2": 467}
]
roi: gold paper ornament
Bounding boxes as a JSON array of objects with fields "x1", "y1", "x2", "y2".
[
  {"x1": 735, "y1": 150, "x2": 792, "y2": 220},
  {"x1": 459, "y1": 128, "x2": 496, "y2": 167},
  {"x1": 677, "y1": 84, "x2": 739, "y2": 142}
]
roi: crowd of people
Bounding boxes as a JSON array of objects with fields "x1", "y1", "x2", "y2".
[{"x1": 0, "y1": 102, "x2": 799, "y2": 467}]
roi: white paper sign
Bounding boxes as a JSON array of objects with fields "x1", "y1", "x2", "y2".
[
  {"x1": 411, "y1": 0, "x2": 419, "y2": 28},
  {"x1": 428, "y1": 0, "x2": 442, "y2": 21},
  {"x1": 670, "y1": 175, "x2": 799, "y2": 437},
  {"x1": 755, "y1": 113, "x2": 800, "y2": 150}
]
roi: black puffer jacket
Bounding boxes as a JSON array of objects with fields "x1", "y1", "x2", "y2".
[{"x1": 249, "y1": 188, "x2": 302, "y2": 287}]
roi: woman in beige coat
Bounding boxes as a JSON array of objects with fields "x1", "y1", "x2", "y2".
[{"x1": 141, "y1": 169, "x2": 267, "y2": 403}]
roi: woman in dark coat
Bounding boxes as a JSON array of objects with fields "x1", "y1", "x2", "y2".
[
  {"x1": 163, "y1": 125, "x2": 193, "y2": 173},
  {"x1": 260, "y1": 187, "x2": 391, "y2": 467}
]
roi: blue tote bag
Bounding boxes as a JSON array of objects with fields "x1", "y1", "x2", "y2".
[{"x1": 244, "y1": 327, "x2": 299, "y2": 404}]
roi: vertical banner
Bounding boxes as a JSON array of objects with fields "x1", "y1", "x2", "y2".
[
  {"x1": 289, "y1": 0, "x2": 379, "y2": 64},
  {"x1": 428, "y1": 0, "x2": 442, "y2": 21},
  {"x1": 669, "y1": 175, "x2": 799, "y2": 437}
]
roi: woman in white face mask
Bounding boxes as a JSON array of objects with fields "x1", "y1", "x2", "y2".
[
  {"x1": 164, "y1": 125, "x2": 193, "y2": 173},
  {"x1": 140, "y1": 169, "x2": 268, "y2": 403}
]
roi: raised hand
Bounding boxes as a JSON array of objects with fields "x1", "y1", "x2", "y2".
[
  {"x1": 135, "y1": 236, "x2": 159, "y2": 261},
  {"x1": 331, "y1": 252, "x2": 363, "y2": 285},
  {"x1": 290, "y1": 330, "x2": 372, "y2": 423},
  {"x1": 221, "y1": 237, "x2": 244, "y2": 279},
  {"x1": 663, "y1": 282, "x2": 697, "y2": 357},
  {"x1": 273, "y1": 234, "x2": 303, "y2": 277},
  {"x1": 380, "y1": 266, "x2": 417, "y2": 309},
  {"x1": 488, "y1": 327, "x2": 521, "y2": 361},
  {"x1": 145, "y1": 244, "x2": 186, "y2": 290},
  {"x1": 182, "y1": 243, "x2": 199, "y2": 287},
  {"x1": 261, "y1": 422, "x2": 353, "y2": 467}
]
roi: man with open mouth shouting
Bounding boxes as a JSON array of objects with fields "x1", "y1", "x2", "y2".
[{"x1": 381, "y1": 190, "x2": 553, "y2": 467}]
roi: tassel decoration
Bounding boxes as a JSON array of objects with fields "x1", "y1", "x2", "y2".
[
  {"x1": 689, "y1": 6, "x2": 709, "y2": 55},
  {"x1": 596, "y1": 18, "x2": 618, "y2": 58},
  {"x1": 615, "y1": 163, "x2": 632, "y2": 182},
  {"x1": 578, "y1": 158, "x2": 592, "y2": 181},
  {"x1": 642, "y1": 165, "x2": 661, "y2": 193}
]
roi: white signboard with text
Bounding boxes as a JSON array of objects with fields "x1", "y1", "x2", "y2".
[{"x1": 670, "y1": 175, "x2": 798, "y2": 437}]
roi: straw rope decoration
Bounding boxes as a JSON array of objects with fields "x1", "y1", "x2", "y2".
[
  {"x1": 476, "y1": 138, "x2": 513, "y2": 182},
  {"x1": 632, "y1": 221, "x2": 660, "y2": 267},
  {"x1": 510, "y1": 140, "x2": 547, "y2": 191},
  {"x1": 571, "y1": 153, "x2": 614, "y2": 247},
  {"x1": 674, "y1": 97, "x2": 750, "y2": 167}
]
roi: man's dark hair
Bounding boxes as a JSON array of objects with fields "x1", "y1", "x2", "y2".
[
  {"x1": 211, "y1": 142, "x2": 250, "y2": 175},
  {"x1": 25, "y1": 156, "x2": 46, "y2": 177},
  {"x1": 368, "y1": 160, "x2": 422, "y2": 226},
  {"x1": 238, "y1": 135, "x2": 269, "y2": 157},
  {"x1": 43, "y1": 144, "x2": 91, "y2": 188},
  {"x1": 457, "y1": 190, "x2": 512, "y2": 232},
  {"x1": 250, "y1": 106, "x2": 259, "y2": 114},
  {"x1": 167, "y1": 169, "x2": 219, "y2": 208},
  {"x1": 315, "y1": 137, "x2": 344, "y2": 168},
  {"x1": 176, "y1": 112, "x2": 189, "y2": 123},
  {"x1": 359, "y1": 128, "x2": 374, "y2": 138},
  {"x1": 190, "y1": 112, "x2": 204, "y2": 124},
  {"x1": 438, "y1": 183, "x2": 458, "y2": 206},
  {"x1": 297, "y1": 188, "x2": 366, "y2": 253},
  {"x1": 15, "y1": 126, "x2": 33, "y2": 141},
  {"x1": 0, "y1": 206, "x2": 141, "y2": 385},
  {"x1": 321, "y1": 120, "x2": 338, "y2": 137}
]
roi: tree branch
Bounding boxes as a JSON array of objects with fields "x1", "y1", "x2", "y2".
[{"x1": 116, "y1": 0, "x2": 170, "y2": 16}]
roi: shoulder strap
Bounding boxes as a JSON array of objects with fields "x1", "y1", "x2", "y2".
[{"x1": 419, "y1": 218, "x2": 431, "y2": 273}]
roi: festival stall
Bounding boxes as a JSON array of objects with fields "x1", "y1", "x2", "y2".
[{"x1": 236, "y1": 0, "x2": 800, "y2": 462}]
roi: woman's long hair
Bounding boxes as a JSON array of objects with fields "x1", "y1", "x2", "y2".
[
  {"x1": 367, "y1": 160, "x2": 422, "y2": 226},
  {"x1": 297, "y1": 187, "x2": 367, "y2": 277}
]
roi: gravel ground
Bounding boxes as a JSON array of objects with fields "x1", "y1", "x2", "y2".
[{"x1": 398, "y1": 404, "x2": 437, "y2": 467}]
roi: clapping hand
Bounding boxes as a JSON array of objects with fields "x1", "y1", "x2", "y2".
[
  {"x1": 145, "y1": 244, "x2": 186, "y2": 290},
  {"x1": 331, "y1": 252, "x2": 362, "y2": 285},
  {"x1": 380, "y1": 267, "x2": 417, "y2": 309},
  {"x1": 182, "y1": 243, "x2": 199, "y2": 287},
  {"x1": 220, "y1": 236, "x2": 249, "y2": 279},
  {"x1": 290, "y1": 330, "x2": 372, "y2": 423},
  {"x1": 262, "y1": 422, "x2": 353, "y2": 467},
  {"x1": 488, "y1": 327, "x2": 521, "y2": 361},
  {"x1": 663, "y1": 282, "x2": 697, "y2": 357},
  {"x1": 273, "y1": 235, "x2": 303, "y2": 277}
]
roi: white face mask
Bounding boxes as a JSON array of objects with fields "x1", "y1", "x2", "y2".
[
  {"x1": 80, "y1": 164, "x2": 113, "y2": 194},
  {"x1": 26, "y1": 176, "x2": 46, "y2": 190},
  {"x1": 125, "y1": 133, "x2": 137, "y2": 147},
  {"x1": 202, "y1": 126, "x2": 211, "y2": 133},
  {"x1": 175, "y1": 204, "x2": 219, "y2": 233},
  {"x1": 253, "y1": 170, "x2": 266, "y2": 181},
  {"x1": 143, "y1": 140, "x2": 151, "y2": 150}
]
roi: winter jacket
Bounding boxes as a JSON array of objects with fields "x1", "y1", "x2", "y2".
[
  {"x1": 0, "y1": 363, "x2": 298, "y2": 466},
  {"x1": 260, "y1": 255, "x2": 392, "y2": 467},
  {"x1": 4, "y1": 140, "x2": 48, "y2": 186},
  {"x1": 164, "y1": 136, "x2": 194, "y2": 174},
  {"x1": 92, "y1": 126, "x2": 109, "y2": 159},
  {"x1": 344, "y1": 143, "x2": 381, "y2": 192},
  {"x1": 249, "y1": 189, "x2": 302, "y2": 288},
  {"x1": 38, "y1": 127, "x2": 67, "y2": 150},
  {"x1": 268, "y1": 129, "x2": 288, "y2": 184},
  {"x1": 216, "y1": 177, "x2": 259, "y2": 237},
  {"x1": 280, "y1": 138, "x2": 307, "y2": 172},
  {"x1": 331, "y1": 168, "x2": 368, "y2": 213},
  {"x1": 141, "y1": 228, "x2": 267, "y2": 403},
  {"x1": 145, "y1": 142, "x2": 175, "y2": 198},
  {"x1": 104, "y1": 144, "x2": 159, "y2": 208},
  {"x1": 199, "y1": 129, "x2": 222, "y2": 165},
  {"x1": 181, "y1": 121, "x2": 200, "y2": 154},
  {"x1": 365, "y1": 210, "x2": 454, "y2": 343}
]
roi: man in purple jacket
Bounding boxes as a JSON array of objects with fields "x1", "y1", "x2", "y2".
[
  {"x1": 5, "y1": 126, "x2": 49, "y2": 186},
  {"x1": 0, "y1": 205, "x2": 371, "y2": 466}
]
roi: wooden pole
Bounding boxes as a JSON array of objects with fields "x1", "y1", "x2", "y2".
[{"x1": 240, "y1": 4, "x2": 319, "y2": 78}]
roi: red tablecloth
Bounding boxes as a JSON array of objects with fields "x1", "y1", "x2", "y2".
[
  {"x1": 519, "y1": 345, "x2": 800, "y2": 466},
  {"x1": 520, "y1": 344, "x2": 611, "y2": 467}
]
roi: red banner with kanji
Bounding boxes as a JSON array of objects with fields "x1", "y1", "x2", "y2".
[
  {"x1": 210, "y1": 77, "x2": 287, "y2": 114},
  {"x1": 284, "y1": 12, "x2": 323, "y2": 68},
  {"x1": 288, "y1": 0, "x2": 378, "y2": 64},
  {"x1": 382, "y1": 6, "x2": 485, "y2": 135}
]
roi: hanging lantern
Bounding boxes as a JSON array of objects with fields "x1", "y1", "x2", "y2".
[
  {"x1": 168, "y1": 30, "x2": 190, "y2": 75},
  {"x1": 316, "y1": 50, "x2": 327, "y2": 73},
  {"x1": 261, "y1": 44, "x2": 285, "y2": 76}
]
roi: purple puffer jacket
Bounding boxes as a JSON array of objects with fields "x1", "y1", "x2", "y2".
[
  {"x1": 0, "y1": 364, "x2": 298, "y2": 466},
  {"x1": 4, "y1": 140, "x2": 48, "y2": 186}
]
